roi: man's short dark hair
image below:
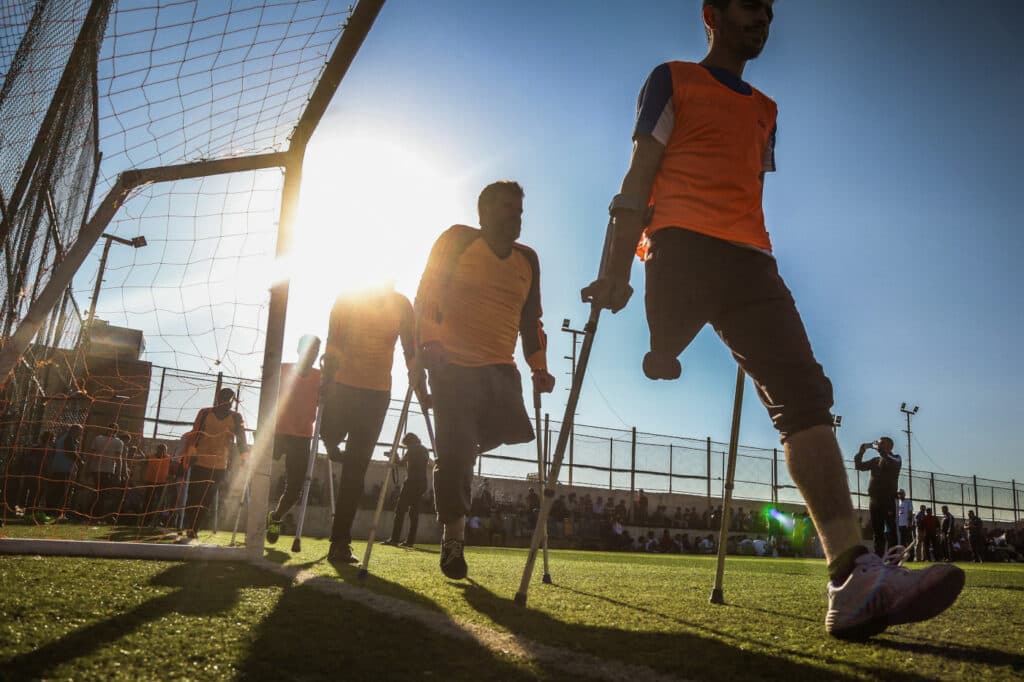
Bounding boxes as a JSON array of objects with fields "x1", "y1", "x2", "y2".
[
  {"x1": 477, "y1": 181, "x2": 524, "y2": 216},
  {"x1": 702, "y1": 0, "x2": 731, "y2": 43},
  {"x1": 217, "y1": 387, "x2": 235, "y2": 404},
  {"x1": 879, "y1": 436, "x2": 895, "y2": 449}
]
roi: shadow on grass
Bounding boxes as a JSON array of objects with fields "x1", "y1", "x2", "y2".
[
  {"x1": 458, "y1": 581, "x2": 940, "y2": 682},
  {"x1": 238, "y1": 570, "x2": 539, "y2": 680},
  {"x1": 554, "y1": 581, "x2": 822, "y2": 629},
  {"x1": 0, "y1": 562, "x2": 287, "y2": 681},
  {"x1": 874, "y1": 638, "x2": 1024, "y2": 670},
  {"x1": 323, "y1": 555, "x2": 447, "y2": 615}
]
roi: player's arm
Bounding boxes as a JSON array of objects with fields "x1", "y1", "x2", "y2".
[
  {"x1": 398, "y1": 294, "x2": 430, "y2": 405},
  {"x1": 233, "y1": 413, "x2": 250, "y2": 464},
  {"x1": 397, "y1": 295, "x2": 416, "y2": 369},
  {"x1": 517, "y1": 247, "x2": 554, "y2": 393},
  {"x1": 323, "y1": 298, "x2": 348, "y2": 380},
  {"x1": 584, "y1": 64, "x2": 670, "y2": 312},
  {"x1": 414, "y1": 228, "x2": 460, "y2": 367},
  {"x1": 610, "y1": 134, "x2": 665, "y2": 274}
]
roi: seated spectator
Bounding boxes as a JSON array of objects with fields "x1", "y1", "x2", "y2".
[
  {"x1": 698, "y1": 534, "x2": 715, "y2": 554},
  {"x1": 752, "y1": 536, "x2": 769, "y2": 556},
  {"x1": 658, "y1": 528, "x2": 676, "y2": 553}
]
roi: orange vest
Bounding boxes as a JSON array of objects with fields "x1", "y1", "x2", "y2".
[
  {"x1": 191, "y1": 410, "x2": 238, "y2": 470},
  {"x1": 417, "y1": 229, "x2": 539, "y2": 369},
  {"x1": 327, "y1": 292, "x2": 412, "y2": 392},
  {"x1": 640, "y1": 61, "x2": 777, "y2": 257},
  {"x1": 143, "y1": 456, "x2": 170, "y2": 484},
  {"x1": 275, "y1": 364, "x2": 320, "y2": 437}
]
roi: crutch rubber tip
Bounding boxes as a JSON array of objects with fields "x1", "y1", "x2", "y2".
[
  {"x1": 291, "y1": 539, "x2": 301, "y2": 552},
  {"x1": 542, "y1": 573, "x2": 552, "y2": 584},
  {"x1": 513, "y1": 592, "x2": 528, "y2": 606},
  {"x1": 357, "y1": 568, "x2": 369, "y2": 580},
  {"x1": 709, "y1": 588, "x2": 725, "y2": 605},
  {"x1": 643, "y1": 351, "x2": 681, "y2": 380}
]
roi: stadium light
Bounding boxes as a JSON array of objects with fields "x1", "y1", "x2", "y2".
[
  {"x1": 561, "y1": 318, "x2": 586, "y2": 486},
  {"x1": 900, "y1": 403, "x2": 920, "y2": 500},
  {"x1": 85, "y1": 233, "x2": 148, "y2": 334}
]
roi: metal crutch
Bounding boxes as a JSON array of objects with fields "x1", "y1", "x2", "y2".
[
  {"x1": 358, "y1": 378, "x2": 416, "y2": 578},
  {"x1": 291, "y1": 398, "x2": 326, "y2": 552},
  {"x1": 535, "y1": 389, "x2": 552, "y2": 584},
  {"x1": 710, "y1": 365, "x2": 745, "y2": 605}
]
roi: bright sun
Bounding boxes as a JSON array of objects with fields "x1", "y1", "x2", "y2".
[{"x1": 284, "y1": 132, "x2": 464, "y2": 342}]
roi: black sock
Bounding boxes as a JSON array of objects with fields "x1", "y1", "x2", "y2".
[{"x1": 828, "y1": 544, "x2": 870, "y2": 585}]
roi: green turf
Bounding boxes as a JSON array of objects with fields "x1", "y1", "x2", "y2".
[{"x1": 2, "y1": 526, "x2": 1023, "y2": 681}]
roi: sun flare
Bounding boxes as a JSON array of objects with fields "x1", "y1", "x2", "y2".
[{"x1": 285, "y1": 133, "x2": 464, "y2": 342}]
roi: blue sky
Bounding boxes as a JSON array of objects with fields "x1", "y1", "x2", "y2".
[
  {"x1": 280, "y1": 0, "x2": 1023, "y2": 485},
  {"x1": 77, "y1": 1, "x2": 1021, "y2": 488}
]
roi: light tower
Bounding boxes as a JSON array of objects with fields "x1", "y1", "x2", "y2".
[{"x1": 900, "y1": 402, "x2": 919, "y2": 500}]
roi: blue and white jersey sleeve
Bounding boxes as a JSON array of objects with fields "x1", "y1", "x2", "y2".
[{"x1": 633, "y1": 63, "x2": 675, "y2": 146}]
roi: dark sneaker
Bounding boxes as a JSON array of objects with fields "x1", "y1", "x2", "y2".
[
  {"x1": 440, "y1": 539, "x2": 467, "y2": 579},
  {"x1": 398, "y1": 540, "x2": 414, "y2": 548},
  {"x1": 381, "y1": 538, "x2": 397, "y2": 546},
  {"x1": 328, "y1": 542, "x2": 358, "y2": 564},
  {"x1": 266, "y1": 511, "x2": 281, "y2": 544}
]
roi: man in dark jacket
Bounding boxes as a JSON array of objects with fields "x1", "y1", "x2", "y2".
[
  {"x1": 384, "y1": 432, "x2": 431, "y2": 547},
  {"x1": 854, "y1": 437, "x2": 902, "y2": 557}
]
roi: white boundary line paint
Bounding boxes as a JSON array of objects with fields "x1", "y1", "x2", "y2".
[{"x1": 254, "y1": 558, "x2": 691, "y2": 682}]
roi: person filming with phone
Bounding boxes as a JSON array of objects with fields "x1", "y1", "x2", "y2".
[{"x1": 854, "y1": 436, "x2": 903, "y2": 557}]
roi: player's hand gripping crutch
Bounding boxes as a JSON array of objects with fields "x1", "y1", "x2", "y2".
[
  {"x1": 515, "y1": 211, "x2": 627, "y2": 606},
  {"x1": 534, "y1": 389, "x2": 552, "y2": 584},
  {"x1": 291, "y1": 396, "x2": 326, "y2": 552},
  {"x1": 710, "y1": 365, "x2": 745, "y2": 604},
  {"x1": 358, "y1": 363, "x2": 420, "y2": 578}
]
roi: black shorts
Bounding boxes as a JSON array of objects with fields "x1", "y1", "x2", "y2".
[
  {"x1": 318, "y1": 382, "x2": 390, "y2": 458},
  {"x1": 273, "y1": 434, "x2": 311, "y2": 461},
  {"x1": 644, "y1": 227, "x2": 834, "y2": 440},
  {"x1": 429, "y1": 363, "x2": 534, "y2": 456}
]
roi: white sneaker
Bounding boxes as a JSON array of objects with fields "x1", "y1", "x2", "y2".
[{"x1": 826, "y1": 545, "x2": 965, "y2": 640}]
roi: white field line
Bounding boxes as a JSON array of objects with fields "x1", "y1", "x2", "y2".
[{"x1": 254, "y1": 558, "x2": 691, "y2": 682}]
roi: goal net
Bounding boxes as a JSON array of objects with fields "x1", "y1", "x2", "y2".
[{"x1": 1, "y1": 0, "x2": 385, "y2": 558}]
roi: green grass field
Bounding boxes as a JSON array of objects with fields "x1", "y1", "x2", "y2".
[{"x1": 2, "y1": 527, "x2": 1023, "y2": 681}]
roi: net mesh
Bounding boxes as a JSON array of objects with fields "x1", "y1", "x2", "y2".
[{"x1": 1, "y1": 0, "x2": 355, "y2": 538}]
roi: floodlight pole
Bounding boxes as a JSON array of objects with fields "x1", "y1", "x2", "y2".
[
  {"x1": 85, "y1": 233, "x2": 147, "y2": 337},
  {"x1": 561, "y1": 319, "x2": 585, "y2": 487},
  {"x1": 900, "y1": 403, "x2": 919, "y2": 501}
]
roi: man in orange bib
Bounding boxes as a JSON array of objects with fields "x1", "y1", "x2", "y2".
[
  {"x1": 265, "y1": 335, "x2": 322, "y2": 544},
  {"x1": 582, "y1": 0, "x2": 962, "y2": 638},
  {"x1": 183, "y1": 388, "x2": 249, "y2": 540},
  {"x1": 415, "y1": 181, "x2": 555, "y2": 580},
  {"x1": 321, "y1": 284, "x2": 415, "y2": 564}
]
